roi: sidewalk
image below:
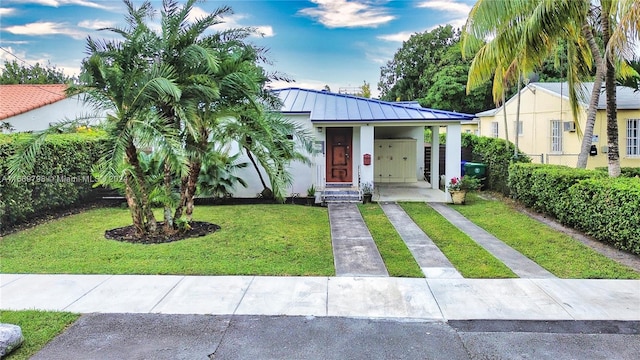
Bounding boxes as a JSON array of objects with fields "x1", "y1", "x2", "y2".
[{"x1": 2, "y1": 274, "x2": 639, "y2": 321}]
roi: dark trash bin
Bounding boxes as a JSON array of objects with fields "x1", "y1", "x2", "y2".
[{"x1": 463, "y1": 162, "x2": 486, "y2": 178}]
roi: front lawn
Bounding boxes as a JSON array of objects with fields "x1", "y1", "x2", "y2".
[
  {"x1": 400, "y1": 202, "x2": 517, "y2": 278},
  {"x1": 452, "y1": 195, "x2": 640, "y2": 279},
  {"x1": 358, "y1": 203, "x2": 423, "y2": 277},
  {"x1": 0, "y1": 205, "x2": 334, "y2": 276}
]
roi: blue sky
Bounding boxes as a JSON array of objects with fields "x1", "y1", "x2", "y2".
[{"x1": 0, "y1": 0, "x2": 475, "y2": 97}]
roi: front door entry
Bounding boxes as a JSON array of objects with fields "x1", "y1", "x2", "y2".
[{"x1": 326, "y1": 127, "x2": 353, "y2": 183}]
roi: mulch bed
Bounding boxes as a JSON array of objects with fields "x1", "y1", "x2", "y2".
[{"x1": 104, "y1": 221, "x2": 221, "y2": 244}]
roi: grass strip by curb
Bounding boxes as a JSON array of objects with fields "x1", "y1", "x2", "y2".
[
  {"x1": 358, "y1": 203, "x2": 423, "y2": 277},
  {"x1": 400, "y1": 202, "x2": 516, "y2": 278},
  {"x1": 0, "y1": 310, "x2": 80, "y2": 360},
  {"x1": 452, "y1": 195, "x2": 640, "y2": 279}
]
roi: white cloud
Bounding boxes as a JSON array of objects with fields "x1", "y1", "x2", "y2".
[
  {"x1": 416, "y1": 0, "x2": 471, "y2": 16},
  {"x1": 255, "y1": 26, "x2": 275, "y2": 38},
  {"x1": 0, "y1": 47, "x2": 81, "y2": 78},
  {"x1": 4, "y1": 21, "x2": 87, "y2": 40},
  {"x1": 4, "y1": 0, "x2": 115, "y2": 11},
  {"x1": 0, "y1": 8, "x2": 16, "y2": 16},
  {"x1": 377, "y1": 31, "x2": 415, "y2": 43},
  {"x1": 299, "y1": 0, "x2": 395, "y2": 28},
  {"x1": 77, "y1": 20, "x2": 116, "y2": 30}
]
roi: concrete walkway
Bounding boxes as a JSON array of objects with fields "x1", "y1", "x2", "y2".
[
  {"x1": 328, "y1": 203, "x2": 388, "y2": 277},
  {"x1": 379, "y1": 202, "x2": 462, "y2": 279},
  {"x1": 429, "y1": 202, "x2": 557, "y2": 279},
  {"x1": 1, "y1": 274, "x2": 639, "y2": 321}
]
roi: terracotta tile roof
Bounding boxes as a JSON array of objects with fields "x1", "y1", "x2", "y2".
[{"x1": 0, "y1": 84, "x2": 68, "y2": 120}]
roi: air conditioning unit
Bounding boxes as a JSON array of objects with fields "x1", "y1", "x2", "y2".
[{"x1": 563, "y1": 121, "x2": 576, "y2": 132}]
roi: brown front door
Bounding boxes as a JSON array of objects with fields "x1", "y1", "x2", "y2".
[{"x1": 326, "y1": 127, "x2": 353, "y2": 183}]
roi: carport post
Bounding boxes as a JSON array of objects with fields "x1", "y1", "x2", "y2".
[
  {"x1": 445, "y1": 123, "x2": 462, "y2": 202},
  {"x1": 430, "y1": 126, "x2": 440, "y2": 188}
]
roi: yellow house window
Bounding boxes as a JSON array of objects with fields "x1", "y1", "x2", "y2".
[
  {"x1": 550, "y1": 120, "x2": 563, "y2": 153},
  {"x1": 628, "y1": 119, "x2": 639, "y2": 156},
  {"x1": 491, "y1": 122, "x2": 499, "y2": 138},
  {"x1": 514, "y1": 120, "x2": 523, "y2": 136}
]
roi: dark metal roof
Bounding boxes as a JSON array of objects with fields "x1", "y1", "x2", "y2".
[{"x1": 272, "y1": 88, "x2": 475, "y2": 122}]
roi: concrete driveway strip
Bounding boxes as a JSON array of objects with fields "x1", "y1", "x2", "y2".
[
  {"x1": 428, "y1": 202, "x2": 556, "y2": 278},
  {"x1": 380, "y1": 202, "x2": 462, "y2": 279},
  {"x1": 328, "y1": 203, "x2": 388, "y2": 277},
  {"x1": 327, "y1": 277, "x2": 443, "y2": 319}
]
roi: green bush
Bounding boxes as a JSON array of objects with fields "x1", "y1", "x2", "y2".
[
  {"x1": 530, "y1": 165, "x2": 603, "y2": 220},
  {"x1": 0, "y1": 132, "x2": 106, "y2": 231},
  {"x1": 595, "y1": 167, "x2": 640, "y2": 178},
  {"x1": 567, "y1": 177, "x2": 640, "y2": 254},
  {"x1": 507, "y1": 163, "x2": 546, "y2": 207},
  {"x1": 509, "y1": 163, "x2": 640, "y2": 255},
  {"x1": 465, "y1": 135, "x2": 530, "y2": 195}
]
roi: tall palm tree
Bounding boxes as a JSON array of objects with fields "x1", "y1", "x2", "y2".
[
  {"x1": 76, "y1": 0, "x2": 182, "y2": 236},
  {"x1": 462, "y1": 0, "x2": 635, "y2": 173}
]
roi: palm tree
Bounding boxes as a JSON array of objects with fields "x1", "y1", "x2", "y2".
[
  {"x1": 75, "y1": 0, "x2": 182, "y2": 236},
  {"x1": 462, "y1": 0, "x2": 635, "y2": 174}
]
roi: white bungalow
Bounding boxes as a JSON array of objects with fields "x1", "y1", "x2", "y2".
[{"x1": 233, "y1": 88, "x2": 475, "y2": 203}]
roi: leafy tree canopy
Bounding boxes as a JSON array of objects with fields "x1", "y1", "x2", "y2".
[
  {"x1": 0, "y1": 60, "x2": 74, "y2": 84},
  {"x1": 377, "y1": 25, "x2": 494, "y2": 114}
]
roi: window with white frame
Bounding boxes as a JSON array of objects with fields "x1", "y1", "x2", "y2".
[
  {"x1": 491, "y1": 122, "x2": 499, "y2": 138},
  {"x1": 628, "y1": 118, "x2": 639, "y2": 156},
  {"x1": 550, "y1": 120, "x2": 562, "y2": 153},
  {"x1": 514, "y1": 120, "x2": 523, "y2": 136}
]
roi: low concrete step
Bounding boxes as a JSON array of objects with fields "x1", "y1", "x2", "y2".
[{"x1": 321, "y1": 189, "x2": 362, "y2": 204}]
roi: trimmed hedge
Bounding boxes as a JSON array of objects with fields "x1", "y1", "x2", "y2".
[
  {"x1": 509, "y1": 163, "x2": 640, "y2": 255},
  {"x1": 567, "y1": 177, "x2": 640, "y2": 254},
  {"x1": 0, "y1": 132, "x2": 106, "y2": 231},
  {"x1": 595, "y1": 167, "x2": 640, "y2": 178},
  {"x1": 463, "y1": 135, "x2": 530, "y2": 195}
]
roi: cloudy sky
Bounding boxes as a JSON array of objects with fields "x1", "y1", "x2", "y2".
[{"x1": 0, "y1": 0, "x2": 474, "y2": 97}]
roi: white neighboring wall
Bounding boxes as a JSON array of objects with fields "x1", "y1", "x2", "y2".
[{"x1": 1, "y1": 95, "x2": 101, "y2": 133}]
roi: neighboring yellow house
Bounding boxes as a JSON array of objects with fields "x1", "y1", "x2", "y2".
[{"x1": 476, "y1": 82, "x2": 640, "y2": 169}]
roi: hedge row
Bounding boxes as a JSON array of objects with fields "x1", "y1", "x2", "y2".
[
  {"x1": 509, "y1": 163, "x2": 640, "y2": 255},
  {"x1": 462, "y1": 134, "x2": 530, "y2": 195},
  {"x1": 0, "y1": 132, "x2": 106, "y2": 231}
]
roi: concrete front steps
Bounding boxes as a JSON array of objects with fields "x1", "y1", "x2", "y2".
[{"x1": 320, "y1": 188, "x2": 362, "y2": 204}]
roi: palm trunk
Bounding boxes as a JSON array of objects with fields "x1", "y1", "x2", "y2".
[
  {"x1": 126, "y1": 142, "x2": 157, "y2": 233},
  {"x1": 163, "y1": 161, "x2": 174, "y2": 234},
  {"x1": 245, "y1": 146, "x2": 269, "y2": 190},
  {"x1": 123, "y1": 173, "x2": 144, "y2": 236},
  {"x1": 184, "y1": 160, "x2": 201, "y2": 221},
  {"x1": 514, "y1": 76, "x2": 522, "y2": 157},
  {"x1": 602, "y1": 8, "x2": 621, "y2": 177},
  {"x1": 502, "y1": 90, "x2": 510, "y2": 151},
  {"x1": 577, "y1": 24, "x2": 605, "y2": 169}
]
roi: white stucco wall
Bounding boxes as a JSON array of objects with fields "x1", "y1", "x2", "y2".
[{"x1": 1, "y1": 95, "x2": 102, "y2": 133}]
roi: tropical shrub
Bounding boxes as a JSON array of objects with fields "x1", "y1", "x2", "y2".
[{"x1": 464, "y1": 135, "x2": 530, "y2": 195}]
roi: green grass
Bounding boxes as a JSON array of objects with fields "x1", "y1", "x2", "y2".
[
  {"x1": 358, "y1": 203, "x2": 423, "y2": 277},
  {"x1": 452, "y1": 195, "x2": 640, "y2": 279},
  {"x1": 0, "y1": 205, "x2": 334, "y2": 276},
  {"x1": 400, "y1": 202, "x2": 517, "y2": 278},
  {"x1": 0, "y1": 310, "x2": 80, "y2": 360}
]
